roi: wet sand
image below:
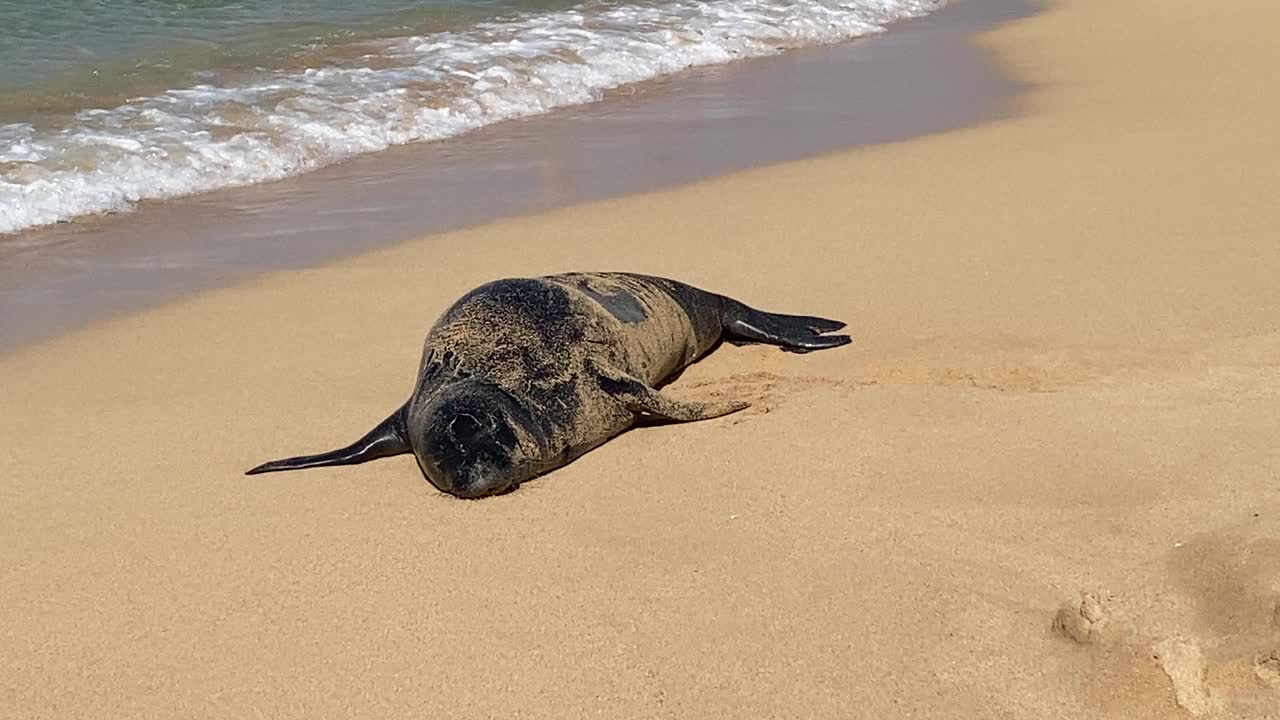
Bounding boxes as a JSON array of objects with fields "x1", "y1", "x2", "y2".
[
  {"x1": 0, "y1": 0, "x2": 1027, "y2": 352},
  {"x1": 4, "y1": 0, "x2": 1280, "y2": 718}
]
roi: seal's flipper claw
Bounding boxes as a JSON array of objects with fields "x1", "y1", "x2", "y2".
[
  {"x1": 589, "y1": 359, "x2": 749, "y2": 423},
  {"x1": 789, "y1": 314, "x2": 847, "y2": 333},
  {"x1": 722, "y1": 302, "x2": 851, "y2": 352},
  {"x1": 627, "y1": 391, "x2": 750, "y2": 423}
]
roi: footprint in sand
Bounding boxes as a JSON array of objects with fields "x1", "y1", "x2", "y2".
[
  {"x1": 1053, "y1": 591, "x2": 1108, "y2": 644},
  {"x1": 1049, "y1": 595, "x2": 1220, "y2": 716},
  {"x1": 1050, "y1": 586, "x2": 1280, "y2": 717},
  {"x1": 1253, "y1": 600, "x2": 1280, "y2": 688},
  {"x1": 1145, "y1": 599, "x2": 1280, "y2": 717},
  {"x1": 1153, "y1": 636, "x2": 1218, "y2": 717},
  {"x1": 1255, "y1": 649, "x2": 1280, "y2": 688},
  {"x1": 677, "y1": 371, "x2": 848, "y2": 422}
]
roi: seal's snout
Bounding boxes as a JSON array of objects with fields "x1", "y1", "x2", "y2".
[
  {"x1": 447, "y1": 464, "x2": 516, "y2": 499},
  {"x1": 412, "y1": 390, "x2": 526, "y2": 499}
]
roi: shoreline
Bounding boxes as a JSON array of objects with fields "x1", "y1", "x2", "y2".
[
  {"x1": 0, "y1": 0, "x2": 1030, "y2": 353},
  {"x1": 4, "y1": 0, "x2": 1280, "y2": 718}
]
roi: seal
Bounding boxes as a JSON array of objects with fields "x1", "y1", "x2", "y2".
[{"x1": 246, "y1": 272, "x2": 850, "y2": 498}]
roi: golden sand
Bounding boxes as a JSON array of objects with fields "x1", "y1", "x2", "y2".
[{"x1": 3, "y1": 0, "x2": 1278, "y2": 716}]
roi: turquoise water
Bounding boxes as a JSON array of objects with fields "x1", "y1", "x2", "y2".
[
  {"x1": 0, "y1": 0, "x2": 944, "y2": 234},
  {"x1": 0, "y1": 0, "x2": 560, "y2": 104},
  {"x1": 0, "y1": 1, "x2": 518, "y2": 83}
]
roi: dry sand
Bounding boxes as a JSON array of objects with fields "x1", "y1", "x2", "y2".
[{"x1": 3, "y1": 0, "x2": 1279, "y2": 717}]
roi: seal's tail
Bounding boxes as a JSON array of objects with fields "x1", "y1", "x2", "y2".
[
  {"x1": 722, "y1": 300, "x2": 852, "y2": 354},
  {"x1": 245, "y1": 405, "x2": 411, "y2": 475}
]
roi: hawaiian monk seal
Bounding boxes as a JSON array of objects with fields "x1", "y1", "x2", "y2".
[{"x1": 246, "y1": 272, "x2": 850, "y2": 498}]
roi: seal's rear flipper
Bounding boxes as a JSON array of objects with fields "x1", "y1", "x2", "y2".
[
  {"x1": 723, "y1": 301, "x2": 851, "y2": 354},
  {"x1": 590, "y1": 359, "x2": 749, "y2": 422},
  {"x1": 245, "y1": 405, "x2": 411, "y2": 475}
]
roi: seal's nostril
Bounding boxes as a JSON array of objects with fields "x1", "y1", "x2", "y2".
[
  {"x1": 447, "y1": 465, "x2": 509, "y2": 499},
  {"x1": 448, "y1": 413, "x2": 484, "y2": 442}
]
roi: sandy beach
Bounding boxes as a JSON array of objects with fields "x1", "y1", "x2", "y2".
[{"x1": 3, "y1": 0, "x2": 1279, "y2": 717}]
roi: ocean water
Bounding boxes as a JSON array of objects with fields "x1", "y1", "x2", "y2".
[{"x1": 0, "y1": 0, "x2": 944, "y2": 234}]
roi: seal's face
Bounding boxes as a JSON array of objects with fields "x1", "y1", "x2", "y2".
[{"x1": 409, "y1": 383, "x2": 535, "y2": 498}]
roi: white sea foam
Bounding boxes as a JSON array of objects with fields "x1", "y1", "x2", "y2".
[{"x1": 0, "y1": 0, "x2": 943, "y2": 234}]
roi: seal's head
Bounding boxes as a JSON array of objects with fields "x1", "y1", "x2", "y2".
[{"x1": 408, "y1": 381, "x2": 542, "y2": 498}]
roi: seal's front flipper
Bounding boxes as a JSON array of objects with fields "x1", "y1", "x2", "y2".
[
  {"x1": 626, "y1": 388, "x2": 749, "y2": 423},
  {"x1": 723, "y1": 301, "x2": 851, "y2": 354},
  {"x1": 245, "y1": 404, "x2": 411, "y2": 475},
  {"x1": 591, "y1": 360, "x2": 749, "y2": 422}
]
